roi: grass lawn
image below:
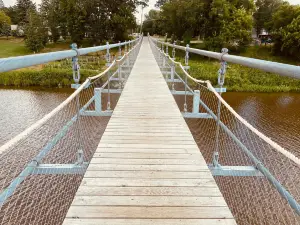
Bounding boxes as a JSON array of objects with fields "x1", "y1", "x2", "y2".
[
  {"x1": 171, "y1": 44, "x2": 300, "y2": 92},
  {"x1": 0, "y1": 37, "x2": 124, "y2": 87},
  {"x1": 0, "y1": 37, "x2": 30, "y2": 58}
]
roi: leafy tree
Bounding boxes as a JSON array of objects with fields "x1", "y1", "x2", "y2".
[
  {"x1": 160, "y1": 0, "x2": 204, "y2": 40},
  {"x1": 40, "y1": 0, "x2": 61, "y2": 43},
  {"x1": 84, "y1": 0, "x2": 109, "y2": 44},
  {"x1": 142, "y1": 9, "x2": 163, "y2": 35},
  {"x1": 0, "y1": 10, "x2": 11, "y2": 38},
  {"x1": 24, "y1": 10, "x2": 48, "y2": 52},
  {"x1": 269, "y1": 3, "x2": 300, "y2": 58},
  {"x1": 62, "y1": 0, "x2": 87, "y2": 45},
  {"x1": 16, "y1": 0, "x2": 36, "y2": 25},
  {"x1": 155, "y1": 0, "x2": 169, "y2": 7},
  {"x1": 159, "y1": 0, "x2": 254, "y2": 51},
  {"x1": 253, "y1": 0, "x2": 283, "y2": 35},
  {"x1": 280, "y1": 15, "x2": 300, "y2": 59},
  {"x1": 219, "y1": 8, "x2": 253, "y2": 51},
  {"x1": 3, "y1": 6, "x2": 18, "y2": 24}
]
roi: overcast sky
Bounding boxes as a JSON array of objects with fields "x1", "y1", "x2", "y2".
[{"x1": 3, "y1": 0, "x2": 300, "y2": 23}]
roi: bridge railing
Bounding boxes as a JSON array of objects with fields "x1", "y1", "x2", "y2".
[
  {"x1": 153, "y1": 38, "x2": 300, "y2": 80},
  {"x1": 0, "y1": 36, "x2": 142, "y2": 224},
  {"x1": 0, "y1": 39, "x2": 137, "y2": 73},
  {"x1": 149, "y1": 36, "x2": 300, "y2": 224}
]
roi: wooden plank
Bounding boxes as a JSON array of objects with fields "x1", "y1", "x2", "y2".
[
  {"x1": 63, "y1": 38, "x2": 236, "y2": 224},
  {"x1": 87, "y1": 164, "x2": 210, "y2": 172},
  {"x1": 90, "y1": 158, "x2": 205, "y2": 165},
  {"x1": 100, "y1": 135, "x2": 194, "y2": 141},
  {"x1": 81, "y1": 178, "x2": 216, "y2": 187},
  {"x1": 65, "y1": 206, "x2": 234, "y2": 219},
  {"x1": 98, "y1": 139, "x2": 196, "y2": 145},
  {"x1": 95, "y1": 148, "x2": 196, "y2": 154},
  {"x1": 71, "y1": 196, "x2": 228, "y2": 207},
  {"x1": 102, "y1": 132, "x2": 192, "y2": 137},
  {"x1": 97, "y1": 144, "x2": 200, "y2": 149},
  {"x1": 64, "y1": 219, "x2": 237, "y2": 225},
  {"x1": 84, "y1": 171, "x2": 213, "y2": 179},
  {"x1": 63, "y1": 219, "x2": 237, "y2": 225},
  {"x1": 75, "y1": 186, "x2": 222, "y2": 197},
  {"x1": 93, "y1": 152, "x2": 197, "y2": 159}
]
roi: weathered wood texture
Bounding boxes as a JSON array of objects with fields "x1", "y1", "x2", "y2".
[{"x1": 63, "y1": 38, "x2": 236, "y2": 225}]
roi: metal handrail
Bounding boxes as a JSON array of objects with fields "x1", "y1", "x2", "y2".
[
  {"x1": 149, "y1": 36, "x2": 300, "y2": 215},
  {"x1": 0, "y1": 39, "x2": 138, "y2": 73},
  {"x1": 0, "y1": 36, "x2": 143, "y2": 155},
  {"x1": 153, "y1": 38, "x2": 300, "y2": 79}
]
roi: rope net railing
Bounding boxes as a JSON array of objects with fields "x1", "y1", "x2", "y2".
[
  {"x1": 0, "y1": 37, "x2": 142, "y2": 225},
  {"x1": 149, "y1": 36, "x2": 300, "y2": 225}
]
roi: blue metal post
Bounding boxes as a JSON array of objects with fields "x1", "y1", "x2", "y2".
[
  {"x1": 192, "y1": 90, "x2": 200, "y2": 113},
  {"x1": 94, "y1": 88, "x2": 102, "y2": 114}
]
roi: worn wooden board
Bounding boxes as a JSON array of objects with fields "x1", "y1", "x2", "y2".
[{"x1": 63, "y1": 38, "x2": 236, "y2": 225}]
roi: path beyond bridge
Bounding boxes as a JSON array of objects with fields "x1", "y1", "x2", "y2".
[{"x1": 63, "y1": 38, "x2": 236, "y2": 224}]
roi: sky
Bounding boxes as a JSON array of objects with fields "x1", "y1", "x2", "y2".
[{"x1": 3, "y1": 0, "x2": 300, "y2": 23}]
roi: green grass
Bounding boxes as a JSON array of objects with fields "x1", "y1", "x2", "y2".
[
  {"x1": 0, "y1": 37, "x2": 30, "y2": 58},
  {"x1": 0, "y1": 37, "x2": 123, "y2": 87},
  {"x1": 0, "y1": 37, "x2": 121, "y2": 57},
  {"x1": 0, "y1": 68, "x2": 98, "y2": 87},
  {"x1": 169, "y1": 43, "x2": 300, "y2": 92}
]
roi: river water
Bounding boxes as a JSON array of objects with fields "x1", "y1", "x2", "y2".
[
  {"x1": 1, "y1": 89, "x2": 299, "y2": 150},
  {"x1": 0, "y1": 88, "x2": 299, "y2": 224}
]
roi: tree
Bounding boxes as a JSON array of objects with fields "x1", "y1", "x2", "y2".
[
  {"x1": 155, "y1": 0, "x2": 169, "y2": 8},
  {"x1": 158, "y1": 0, "x2": 254, "y2": 50},
  {"x1": 253, "y1": 0, "x2": 283, "y2": 35},
  {"x1": 24, "y1": 10, "x2": 48, "y2": 52},
  {"x1": 84, "y1": 0, "x2": 109, "y2": 44},
  {"x1": 269, "y1": 3, "x2": 300, "y2": 58},
  {"x1": 40, "y1": 0, "x2": 61, "y2": 43},
  {"x1": 0, "y1": 10, "x2": 11, "y2": 38},
  {"x1": 4, "y1": 6, "x2": 18, "y2": 24},
  {"x1": 16, "y1": 0, "x2": 36, "y2": 25},
  {"x1": 160, "y1": 0, "x2": 204, "y2": 40},
  {"x1": 280, "y1": 15, "x2": 300, "y2": 59},
  {"x1": 60, "y1": 0, "x2": 86, "y2": 45},
  {"x1": 142, "y1": 9, "x2": 163, "y2": 35}
]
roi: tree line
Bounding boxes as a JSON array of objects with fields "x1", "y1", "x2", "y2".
[
  {"x1": 0, "y1": 0, "x2": 148, "y2": 52},
  {"x1": 143, "y1": 0, "x2": 300, "y2": 59}
]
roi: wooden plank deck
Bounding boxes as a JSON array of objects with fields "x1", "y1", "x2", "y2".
[{"x1": 63, "y1": 38, "x2": 236, "y2": 225}]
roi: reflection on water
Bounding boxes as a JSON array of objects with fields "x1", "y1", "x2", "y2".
[
  {"x1": 0, "y1": 88, "x2": 72, "y2": 146},
  {"x1": 223, "y1": 92, "x2": 300, "y2": 157}
]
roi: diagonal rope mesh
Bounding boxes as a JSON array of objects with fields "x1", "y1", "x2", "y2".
[
  {"x1": 150, "y1": 36, "x2": 300, "y2": 225},
  {"x1": 0, "y1": 37, "x2": 142, "y2": 225}
]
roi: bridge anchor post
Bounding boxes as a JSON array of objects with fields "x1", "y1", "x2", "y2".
[
  {"x1": 192, "y1": 90, "x2": 200, "y2": 113},
  {"x1": 94, "y1": 88, "x2": 102, "y2": 114}
]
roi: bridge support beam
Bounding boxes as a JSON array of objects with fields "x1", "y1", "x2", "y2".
[
  {"x1": 193, "y1": 90, "x2": 200, "y2": 114},
  {"x1": 31, "y1": 163, "x2": 88, "y2": 175},
  {"x1": 170, "y1": 90, "x2": 193, "y2": 96},
  {"x1": 94, "y1": 88, "x2": 102, "y2": 114},
  {"x1": 182, "y1": 112, "x2": 212, "y2": 119},
  {"x1": 208, "y1": 165, "x2": 264, "y2": 177}
]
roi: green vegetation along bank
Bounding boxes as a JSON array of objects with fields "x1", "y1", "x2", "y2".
[{"x1": 172, "y1": 44, "x2": 300, "y2": 92}]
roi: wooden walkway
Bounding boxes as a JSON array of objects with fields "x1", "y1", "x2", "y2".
[{"x1": 63, "y1": 38, "x2": 236, "y2": 225}]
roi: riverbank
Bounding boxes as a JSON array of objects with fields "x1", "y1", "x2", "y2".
[
  {"x1": 0, "y1": 68, "x2": 100, "y2": 87},
  {"x1": 0, "y1": 37, "x2": 119, "y2": 88},
  {"x1": 173, "y1": 44, "x2": 300, "y2": 92}
]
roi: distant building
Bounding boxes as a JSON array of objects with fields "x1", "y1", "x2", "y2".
[
  {"x1": 252, "y1": 28, "x2": 270, "y2": 39},
  {"x1": 11, "y1": 25, "x2": 18, "y2": 31},
  {"x1": 11, "y1": 25, "x2": 24, "y2": 36}
]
